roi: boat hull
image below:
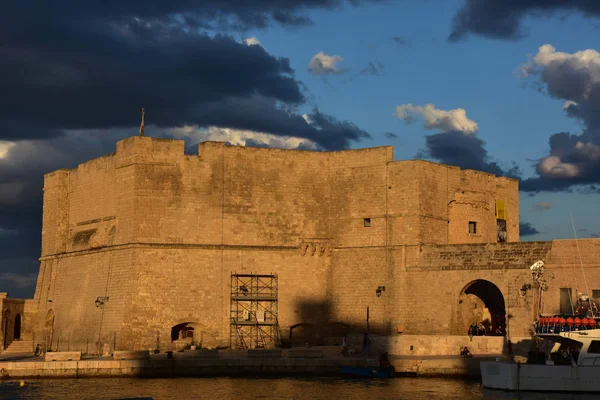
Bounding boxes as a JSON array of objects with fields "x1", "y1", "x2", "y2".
[
  {"x1": 481, "y1": 361, "x2": 600, "y2": 392},
  {"x1": 340, "y1": 366, "x2": 395, "y2": 378}
]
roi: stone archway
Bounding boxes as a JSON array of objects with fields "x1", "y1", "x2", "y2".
[
  {"x1": 13, "y1": 314, "x2": 21, "y2": 340},
  {"x1": 170, "y1": 322, "x2": 199, "y2": 350},
  {"x1": 457, "y1": 280, "x2": 506, "y2": 336}
]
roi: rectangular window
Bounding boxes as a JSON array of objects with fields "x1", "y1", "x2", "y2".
[
  {"x1": 468, "y1": 221, "x2": 477, "y2": 234},
  {"x1": 560, "y1": 288, "x2": 573, "y2": 314},
  {"x1": 495, "y1": 200, "x2": 507, "y2": 220},
  {"x1": 593, "y1": 289, "x2": 600, "y2": 299},
  {"x1": 363, "y1": 218, "x2": 371, "y2": 227},
  {"x1": 497, "y1": 219, "x2": 507, "y2": 243}
]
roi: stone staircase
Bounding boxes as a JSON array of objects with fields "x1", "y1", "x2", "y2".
[{"x1": 3, "y1": 339, "x2": 34, "y2": 354}]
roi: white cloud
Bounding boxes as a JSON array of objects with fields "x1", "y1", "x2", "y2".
[
  {"x1": 168, "y1": 126, "x2": 318, "y2": 150},
  {"x1": 394, "y1": 103, "x2": 479, "y2": 135},
  {"x1": 0, "y1": 272, "x2": 37, "y2": 289},
  {"x1": 302, "y1": 114, "x2": 314, "y2": 125},
  {"x1": 538, "y1": 155, "x2": 580, "y2": 178},
  {"x1": 0, "y1": 141, "x2": 16, "y2": 159},
  {"x1": 574, "y1": 141, "x2": 600, "y2": 160},
  {"x1": 563, "y1": 100, "x2": 577, "y2": 110},
  {"x1": 538, "y1": 142, "x2": 600, "y2": 179},
  {"x1": 519, "y1": 44, "x2": 600, "y2": 100},
  {"x1": 243, "y1": 37, "x2": 261, "y2": 46},
  {"x1": 308, "y1": 51, "x2": 346, "y2": 75}
]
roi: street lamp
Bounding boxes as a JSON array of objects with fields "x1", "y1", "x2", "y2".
[{"x1": 519, "y1": 284, "x2": 532, "y2": 297}]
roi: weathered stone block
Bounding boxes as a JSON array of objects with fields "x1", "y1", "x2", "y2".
[{"x1": 44, "y1": 352, "x2": 81, "y2": 361}]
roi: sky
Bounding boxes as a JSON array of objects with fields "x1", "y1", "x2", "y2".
[{"x1": 2, "y1": 0, "x2": 600, "y2": 298}]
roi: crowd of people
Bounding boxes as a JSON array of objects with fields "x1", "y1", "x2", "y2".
[
  {"x1": 467, "y1": 322, "x2": 504, "y2": 337},
  {"x1": 468, "y1": 322, "x2": 487, "y2": 337}
]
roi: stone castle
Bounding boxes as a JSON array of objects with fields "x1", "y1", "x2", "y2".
[{"x1": 1, "y1": 136, "x2": 600, "y2": 354}]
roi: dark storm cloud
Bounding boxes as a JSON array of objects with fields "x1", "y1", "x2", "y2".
[
  {"x1": 517, "y1": 45, "x2": 600, "y2": 192},
  {"x1": 0, "y1": 1, "x2": 375, "y2": 148},
  {"x1": 0, "y1": 132, "x2": 130, "y2": 285},
  {"x1": 0, "y1": 1, "x2": 381, "y2": 297},
  {"x1": 188, "y1": 96, "x2": 370, "y2": 150},
  {"x1": 449, "y1": 0, "x2": 600, "y2": 41},
  {"x1": 416, "y1": 131, "x2": 521, "y2": 178},
  {"x1": 520, "y1": 222, "x2": 541, "y2": 237},
  {"x1": 3, "y1": 1, "x2": 383, "y2": 32},
  {"x1": 1, "y1": 29, "x2": 302, "y2": 137}
]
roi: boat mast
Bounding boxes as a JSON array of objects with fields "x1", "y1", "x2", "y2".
[{"x1": 570, "y1": 213, "x2": 595, "y2": 318}]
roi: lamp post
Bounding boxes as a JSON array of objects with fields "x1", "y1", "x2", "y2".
[
  {"x1": 96, "y1": 296, "x2": 110, "y2": 354},
  {"x1": 375, "y1": 286, "x2": 386, "y2": 336}
]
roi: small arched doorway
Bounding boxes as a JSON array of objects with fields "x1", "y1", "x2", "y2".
[
  {"x1": 170, "y1": 322, "x2": 199, "y2": 350},
  {"x1": 13, "y1": 314, "x2": 21, "y2": 340},
  {"x1": 458, "y1": 280, "x2": 506, "y2": 336}
]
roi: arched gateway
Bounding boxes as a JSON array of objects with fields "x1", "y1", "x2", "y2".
[{"x1": 457, "y1": 279, "x2": 506, "y2": 336}]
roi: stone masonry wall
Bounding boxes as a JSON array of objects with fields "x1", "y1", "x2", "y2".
[
  {"x1": 34, "y1": 248, "x2": 137, "y2": 353},
  {"x1": 33, "y1": 136, "x2": 600, "y2": 355},
  {"x1": 541, "y1": 239, "x2": 600, "y2": 316}
]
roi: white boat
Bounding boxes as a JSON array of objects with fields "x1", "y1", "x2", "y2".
[{"x1": 481, "y1": 328, "x2": 600, "y2": 392}]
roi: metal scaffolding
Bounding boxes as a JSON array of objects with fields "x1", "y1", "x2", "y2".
[{"x1": 230, "y1": 273, "x2": 280, "y2": 349}]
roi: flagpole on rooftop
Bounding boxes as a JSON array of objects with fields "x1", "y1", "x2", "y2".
[{"x1": 139, "y1": 108, "x2": 145, "y2": 136}]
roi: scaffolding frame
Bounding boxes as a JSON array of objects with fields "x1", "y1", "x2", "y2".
[{"x1": 230, "y1": 273, "x2": 280, "y2": 349}]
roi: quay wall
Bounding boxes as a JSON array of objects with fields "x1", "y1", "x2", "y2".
[{"x1": 0, "y1": 356, "x2": 379, "y2": 379}]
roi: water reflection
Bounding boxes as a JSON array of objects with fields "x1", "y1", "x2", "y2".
[{"x1": 0, "y1": 377, "x2": 596, "y2": 400}]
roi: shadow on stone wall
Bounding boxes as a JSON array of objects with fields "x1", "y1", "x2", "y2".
[{"x1": 284, "y1": 299, "x2": 393, "y2": 356}]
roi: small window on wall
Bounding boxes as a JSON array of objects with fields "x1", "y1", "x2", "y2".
[
  {"x1": 364, "y1": 218, "x2": 371, "y2": 227},
  {"x1": 468, "y1": 221, "x2": 477, "y2": 234},
  {"x1": 593, "y1": 289, "x2": 600, "y2": 299}
]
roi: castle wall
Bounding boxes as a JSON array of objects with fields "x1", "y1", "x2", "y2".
[
  {"x1": 398, "y1": 242, "x2": 552, "y2": 337},
  {"x1": 541, "y1": 239, "x2": 600, "y2": 316},
  {"x1": 386, "y1": 162, "x2": 422, "y2": 245},
  {"x1": 41, "y1": 170, "x2": 70, "y2": 256},
  {"x1": 329, "y1": 146, "x2": 392, "y2": 248},
  {"x1": 445, "y1": 169, "x2": 519, "y2": 245},
  {"x1": 327, "y1": 241, "x2": 555, "y2": 342},
  {"x1": 31, "y1": 136, "x2": 600, "y2": 355},
  {"x1": 33, "y1": 248, "x2": 137, "y2": 353}
]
